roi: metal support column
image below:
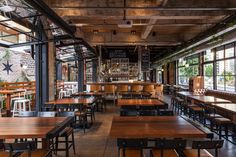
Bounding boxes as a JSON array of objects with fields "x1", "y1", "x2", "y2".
[
  {"x1": 92, "y1": 59, "x2": 97, "y2": 82},
  {"x1": 78, "y1": 60, "x2": 84, "y2": 92},
  {"x1": 35, "y1": 20, "x2": 49, "y2": 112},
  {"x1": 56, "y1": 62, "x2": 62, "y2": 80}
]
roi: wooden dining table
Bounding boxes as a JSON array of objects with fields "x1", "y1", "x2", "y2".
[
  {"x1": 45, "y1": 98, "x2": 96, "y2": 106},
  {"x1": 71, "y1": 91, "x2": 105, "y2": 97},
  {"x1": 109, "y1": 116, "x2": 212, "y2": 139},
  {"x1": 117, "y1": 98, "x2": 166, "y2": 108},
  {"x1": 119, "y1": 91, "x2": 152, "y2": 98},
  {"x1": 0, "y1": 117, "x2": 73, "y2": 149},
  {"x1": 187, "y1": 95, "x2": 231, "y2": 104}
]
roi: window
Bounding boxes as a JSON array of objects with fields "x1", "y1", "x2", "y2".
[
  {"x1": 216, "y1": 59, "x2": 235, "y2": 91},
  {"x1": 203, "y1": 63, "x2": 213, "y2": 89},
  {"x1": 201, "y1": 43, "x2": 236, "y2": 92},
  {"x1": 204, "y1": 49, "x2": 214, "y2": 62},
  {"x1": 178, "y1": 55, "x2": 199, "y2": 85},
  {"x1": 156, "y1": 66, "x2": 163, "y2": 83}
]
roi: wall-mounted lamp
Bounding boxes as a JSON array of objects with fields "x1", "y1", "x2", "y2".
[
  {"x1": 131, "y1": 30, "x2": 136, "y2": 35},
  {"x1": 93, "y1": 30, "x2": 99, "y2": 34}
]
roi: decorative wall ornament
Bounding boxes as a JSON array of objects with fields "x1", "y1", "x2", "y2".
[{"x1": 2, "y1": 60, "x2": 13, "y2": 75}]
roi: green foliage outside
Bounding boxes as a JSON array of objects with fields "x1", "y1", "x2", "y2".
[{"x1": 204, "y1": 64, "x2": 213, "y2": 76}]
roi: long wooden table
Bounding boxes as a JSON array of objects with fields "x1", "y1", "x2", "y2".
[
  {"x1": 0, "y1": 117, "x2": 73, "y2": 149},
  {"x1": 45, "y1": 98, "x2": 96, "y2": 106},
  {"x1": 119, "y1": 91, "x2": 151, "y2": 98},
  {"x1": 109, "y1": 116, "x2": 212, "y2": 138},
  {"x1": 71, "y1": 92, "x2": 105, "y2": 97},
  {"x1": 187, "y1": 95, "x2": 231, "y2": 104},
  {"x1": 117, "y1": 98, "x2": 165, "y2": 107}
]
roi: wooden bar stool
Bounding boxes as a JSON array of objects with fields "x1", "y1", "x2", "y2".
[
  {"x1": 12, "y1": 99, "x2": 31, "y2": 117},
  {"x1": 214, "y1": 117, "x2": 232, "y2": 139}
]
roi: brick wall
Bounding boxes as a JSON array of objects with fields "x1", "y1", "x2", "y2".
[{"x1": 0, "y1": 48, "x2": 35, "y2": 82}]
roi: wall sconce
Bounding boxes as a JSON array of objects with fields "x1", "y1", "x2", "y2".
[
  {"x1": 93, "y1": 30, "x2": 99, "y2": 34},
  {"x1": 131, "y1": 30, "x2": 136, "y2": 35}
]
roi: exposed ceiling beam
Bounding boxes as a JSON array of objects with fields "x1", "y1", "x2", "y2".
[
  {"x1": 141, "y1": 18, "x2": 157, "y2": 39},
  {"x1": 51, "y1": 6, "x2": 236, "y2": 11}
]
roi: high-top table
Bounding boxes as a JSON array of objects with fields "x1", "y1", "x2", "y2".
[
  {"x1": 109, "y1": 116, "x2": 212, "y2": 139},
  {"x1": 0, "y1": 117, "x2": 73, "y2": 149}
]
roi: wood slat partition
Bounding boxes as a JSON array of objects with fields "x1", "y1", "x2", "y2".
[{"x1": 0, "y1": 81, "x2": 36, "y2": 91}]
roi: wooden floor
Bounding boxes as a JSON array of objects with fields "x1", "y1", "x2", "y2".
[{"x1": 56, "y1": 95, "x2": 236, "y2": 157}]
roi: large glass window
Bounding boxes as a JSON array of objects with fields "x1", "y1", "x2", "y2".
[
  {"x1": 203, "y1": 63, "x2": 213, "y2": 89},
  {"x1": 178, "y1": 55, "x2": 199, "y2": 85},
  {"x1": 203, "y1": 43, "x2": 236, "y2": 92}
]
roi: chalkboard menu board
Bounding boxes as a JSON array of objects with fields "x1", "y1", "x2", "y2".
[
  {"x1": 109, "y1": 50, "x2": 126, "y2": 58},
  {"x1": 141, "y1": 49, "x2": 150, "y2": 72}
]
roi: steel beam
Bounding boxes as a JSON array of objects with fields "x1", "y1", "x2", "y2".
[
  {"x1": 24, "y1": 0, "x2": 76, "y2": 37},
  {"x1": 52, "y1": 6, "x2": 236, "y2": 11}
]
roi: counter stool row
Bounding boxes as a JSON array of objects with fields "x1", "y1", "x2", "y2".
[
  {"x1": 117, "y1": 138, "x2": 224, "y2": 157},
  {"x1": 171, "y1": 97, "x2": 234, "y2": 141}
]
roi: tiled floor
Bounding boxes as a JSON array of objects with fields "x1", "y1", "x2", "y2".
[{"x1": 57, "y1": 95, "x2": 236, "y2": 157}]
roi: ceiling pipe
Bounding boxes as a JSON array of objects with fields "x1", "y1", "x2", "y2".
[
  {"x1": 52, "y1": 6, "x2": 236, "y2": 11},
  {"x1": 24, "y1": 0, "x2": 76, "y2": 37}
]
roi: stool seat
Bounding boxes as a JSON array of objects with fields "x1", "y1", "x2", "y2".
[
  {"x1": 152, "y1": 149, "x2": 178, "y2": 157},
  {"x1": 214, "y1": 118, "x2": 232, "y2": 125},
  {"x1": 205, "y1": 114, "x2": 223, "y2": 119},
  {"x1": 15, "y1": 99, "x2": 30, "y2": 103},
  {"x1": 119, "y1": 149, "x2": 144, "y2": 157},
  {"x1": 189, "y1": 106, "x2": 203, "y2": 111},
  {"x1": 183, "y1": 149, "x2": 213, "y2": 157}
]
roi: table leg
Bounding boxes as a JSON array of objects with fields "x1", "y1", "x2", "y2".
[
  {"x1": 6, "y1": 94, "x2": 11, "y2": 117},
  {"x1": 42, "y1": 138, "x2": 50, "y2": 149}
]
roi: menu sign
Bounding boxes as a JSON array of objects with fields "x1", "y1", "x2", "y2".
[
  {"x1": 109, "y1": 50, "x2": 126, "y2": 58},
  {"x1": 141, "y1": 49, "x2": 150, "y2": 72}
]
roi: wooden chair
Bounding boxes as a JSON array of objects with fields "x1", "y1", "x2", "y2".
[
  {"x1": 117, "y1": 138, "x2": 148, "y2": 157},
  {"x1": 155, "y1": 85, "x2": 164, "y2": 96},
  {"x1": 151, "y1": 139, "x2": 186, "y2": 157},
  {"x1": 3, "y1": 141, "x2": 51, "y2": 157},
  {"x1": 143, "y1": 85, "x2": 155, "y2": 96},
  {"x1": 116, "y1": 85, "x2": 129, "y2": 98},
  {"x1": 74, "y1": 104, "x2": 87, "y2": 133},
  {"x1": 56, "y1": 112, "x2": 76, "y2": 157},
  {"x1": 183, "y1": 140, "x2": 224, "y2": 157},
  {"x1": 130, "y1": 85, "x2": 143, "y2": 92},
  {"x1": 90, "y1": 84, "x2": 101, "y2": 92},
  {"x1": 104, "y1": 85, "x2": 116, "y2": 104}
]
